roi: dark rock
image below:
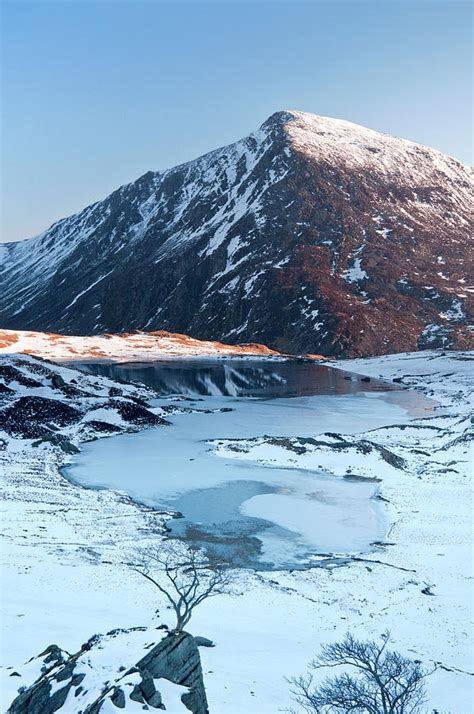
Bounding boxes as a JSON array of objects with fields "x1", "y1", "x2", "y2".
[
  {"x1": 57, "y1": 439, "x2": 80, "y2": 455},
  {"x1": 129, "y1": 686, "x2": 145, "y2": 704},
  {"x1": 31, "y1": 434, "x2": 80, "y2": 454},
  {"x1": 148, "y1": 691, "x2": 163, "y2": 708},
  {"x1": 127, "y1": 395, "x2": 150, "y2": 408},
  {"x1": 41, "y1": 645, "x2": 66, "y2": 666},
  {"x1": 51, "y1": 374, "x2": 66, "y2": 389},
  {"x1": 57, "y1": 383, "x2": 87, "y2": 398},
  {"x1": 0, "y1": 365, "x2": 43, "y2": 388},
  {"x1": 8, "y1": 679, "x2": 70, "y2": 714},
  {"x1": 375, "y1": 444, "x2": 406, "y2": 470},
  {"x1": 110, "y1": 688, "x2": 126, "y2": 708},
  {"x1": 55, "y1": 663, "x2": 75, "y2": 682},
  {"x1": 344, "y1": 474, "x2": 381, "y2": 482},
  {"x1": 7, "y1": 631, "x2": 208, "y2": 714},
  {"x1": 108, "y1": 399, "x2": 170, "y2": 428},
  {"x1": 194, "y1": 637, "x2": 215, "y2": 648},
  {"x1": 70, "y1": 673, "x2": 85, "y2": 687},
  {"x1": 137, "y1": 632, "x2": 208, "y2": 714},
  {"x1": 84, "y1": 420, "x2": 122, "y2": 434},
  {"x1": 139, "y1": 672, "x2": 157, "y2": 703}
]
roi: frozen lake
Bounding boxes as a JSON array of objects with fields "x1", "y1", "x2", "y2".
[{"x1": 66, "y1": 360, "x2": 435, "y2": 569}]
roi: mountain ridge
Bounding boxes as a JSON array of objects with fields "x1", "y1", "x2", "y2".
[{"x1": 1, "y1": 110, "x2": 472, "y2": 356}]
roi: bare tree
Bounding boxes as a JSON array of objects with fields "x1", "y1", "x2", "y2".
[
  {"x1": 130, "y1": 541, "x2": 235, "y2": 632},
  {"x1": 290, "y1": 632, "x2": 436, "y2": 714}
]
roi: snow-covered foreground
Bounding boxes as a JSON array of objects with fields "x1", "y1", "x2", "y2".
[{"x1": 1, "y1": 350, "x2": 473, "y2": 712}]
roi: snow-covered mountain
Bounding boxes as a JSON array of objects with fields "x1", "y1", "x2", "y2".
[{"x1": 1, "y1": 110, "x2": 472, "y2": 356}]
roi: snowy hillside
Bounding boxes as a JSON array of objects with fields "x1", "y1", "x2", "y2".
[{"x1": 1, "y1": 111, "x2": 472, "y2": 356}]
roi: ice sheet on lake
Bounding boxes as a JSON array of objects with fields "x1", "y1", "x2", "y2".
[{"x1": 65, "y1": 389, "x2": 431, "y2": 568}]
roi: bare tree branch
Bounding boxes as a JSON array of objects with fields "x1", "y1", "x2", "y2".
[{"x1": 129, "y1": 540, "x2": 236, "y2": 632}]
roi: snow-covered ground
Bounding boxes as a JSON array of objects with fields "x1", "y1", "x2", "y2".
[{"x1": 1, "y1": 350, "x2": 473, "y2": 712}]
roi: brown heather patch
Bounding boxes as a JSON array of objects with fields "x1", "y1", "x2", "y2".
[{"x1": 0, "y1": 331, "x2": 19, "y2": 349}]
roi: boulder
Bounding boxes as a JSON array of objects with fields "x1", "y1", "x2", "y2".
[{"x1": 194, "y1": 637, "x2": 215, "y2": 648}]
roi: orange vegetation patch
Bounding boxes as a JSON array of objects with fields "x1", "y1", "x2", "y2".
[{"x1": 0, "y1": 331, "x2": 19, "y2": 349}]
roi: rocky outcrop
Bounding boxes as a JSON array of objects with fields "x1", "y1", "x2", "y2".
[
  {"x1": 1, "y1": 111, "x2": 472, "y2": 357},
  {"x1": 136, "y1": 631, "x2": 208, "y2": 714},
  {"x1": 2, "y1": 396, "x2": 82, "y2": 438},
  {"x1": 0, "y1": 355, "x2": 169, "y2": 445},
  {"x1": 7, "y1": 629, "x2": 208, "y2": 713}
]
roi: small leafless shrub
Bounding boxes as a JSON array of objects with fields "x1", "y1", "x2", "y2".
[{"x1": 290, "y1": 631, "x2": 436, "y2": 714}]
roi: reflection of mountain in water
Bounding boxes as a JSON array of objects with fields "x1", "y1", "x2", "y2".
[
  {"x1": 77, "y1": 359, "x2": 397, "y2": 398},
  {"x1": 149, "y1": 363, "x2": 287, "y2": 397}
]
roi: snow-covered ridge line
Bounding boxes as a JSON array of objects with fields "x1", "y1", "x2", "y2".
[
  {"x1": 285, "y1": 110, "x2": 472, "y2": 179},
  {"x1": 0, "y1": 328, "x2": 285, "y2": 363}
]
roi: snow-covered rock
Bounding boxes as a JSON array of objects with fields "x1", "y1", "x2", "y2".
[
  {"x1": 7, "y1": 629, "x2": 207, "y2": 713},
  {"x1": 0, "y1": 354, "x2": 168, "y2": 448}
]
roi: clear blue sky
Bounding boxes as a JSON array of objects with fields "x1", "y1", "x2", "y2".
[{"x1": 1, "y1": 0, "x2": 472, "y2": 243}]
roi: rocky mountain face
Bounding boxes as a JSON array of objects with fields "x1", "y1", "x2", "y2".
[{"x1": 1, "y1": 110, "x2": 472, "y2": 356}]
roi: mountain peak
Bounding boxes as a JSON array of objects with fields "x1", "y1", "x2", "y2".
[
  {"x1": 260, "y1": 110, "x2": 470, "y2": 176},
  {"x1": 259, "y1": 109, "x2": 296, "y2": 130}
]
